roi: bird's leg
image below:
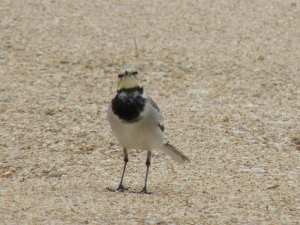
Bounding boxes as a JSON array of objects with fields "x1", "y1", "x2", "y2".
[
  {"x1": 139, "y1": 150, "x2": 152, "y2": 194},
  {"x1": 109, "y1": 148, "x2": 130, "y2": 192},
  {"x1": 117, "y1": 147, "x2": 129, "y2": 191}
]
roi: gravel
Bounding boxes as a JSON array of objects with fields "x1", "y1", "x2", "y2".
[{"x1": 1, "y1": 0, "x2": 300, "y2": 224}]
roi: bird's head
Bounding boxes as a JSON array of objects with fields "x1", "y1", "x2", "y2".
[{"x1": 117, "y1": 68, "x2": 143, "y2": 90}]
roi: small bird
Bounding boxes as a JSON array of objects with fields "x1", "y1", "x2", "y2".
[{"x1": 107, "y1": 68, "x2": 190, "y2": 194}]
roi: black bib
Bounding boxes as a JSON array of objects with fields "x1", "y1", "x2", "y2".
[{"x1": 111, "y1": 87, "x2": 147, "y2": 123}]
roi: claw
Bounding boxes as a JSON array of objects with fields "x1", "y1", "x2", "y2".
[
  {"x1": 107, "y1": 184, "x2": 130, "y2": 192},
  {"x1": 138, "y1": 187, "x2": 152, "y2": 194}
]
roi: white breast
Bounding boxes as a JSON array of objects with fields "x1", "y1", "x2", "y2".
[{"x1": 107, "y1": 100, "x2": 164, "y2": 151}]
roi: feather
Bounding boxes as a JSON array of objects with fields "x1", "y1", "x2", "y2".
[{"x1": 159, "y1": 141, "x2": 190, "y2": 164}]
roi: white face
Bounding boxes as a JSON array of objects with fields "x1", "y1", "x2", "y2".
[{"x1": 117, "y1": 68, "x2": 143, "y2": 90}]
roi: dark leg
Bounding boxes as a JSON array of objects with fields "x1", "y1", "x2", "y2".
[
  {"x1": 109, "y1": 148, "x2": 129, "y2": 192},
  {"x1": 139, "y1": 151, "x2": 152, "y2": 194}
]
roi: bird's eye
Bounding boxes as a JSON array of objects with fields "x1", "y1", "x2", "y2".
[{"x1": 118, "y1": 75, "x2": 124, "y2": 78}]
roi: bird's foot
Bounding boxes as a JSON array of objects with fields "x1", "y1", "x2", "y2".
[
  {"x1": 107, "y1": 184, "x2": 130, "y2": 192},
  {"x1": 138, "y1": 187, "x2": 152, "y2": 194}
]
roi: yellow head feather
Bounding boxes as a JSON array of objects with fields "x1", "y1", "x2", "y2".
[{"x1": 117, "y1": 68, "x2": 143, "y2": 90}]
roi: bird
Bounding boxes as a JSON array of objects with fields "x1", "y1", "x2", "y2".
[{"x1": 107, "y1": 68, "x2": 190, "y2": 194}]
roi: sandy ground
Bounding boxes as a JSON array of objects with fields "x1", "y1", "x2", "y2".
[{"x1": 1, "y1": 0, "x2": 300, "y2": 224}]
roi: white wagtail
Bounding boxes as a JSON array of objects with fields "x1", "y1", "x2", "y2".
[{"x1": 107, "y1": 68, "x2": 190, "y2": 194}]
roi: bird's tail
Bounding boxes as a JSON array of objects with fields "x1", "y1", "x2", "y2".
[{"x1": 158, "y1": 141, "x2": 190, "y2": 164}]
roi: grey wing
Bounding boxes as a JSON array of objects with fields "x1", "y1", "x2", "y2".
[
  {"x1": 149, "y1": 97, "x2": 160, "y2": 111},
  {"x1": 149, "y1": 97, "x2": 165, "y2": 132}
]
